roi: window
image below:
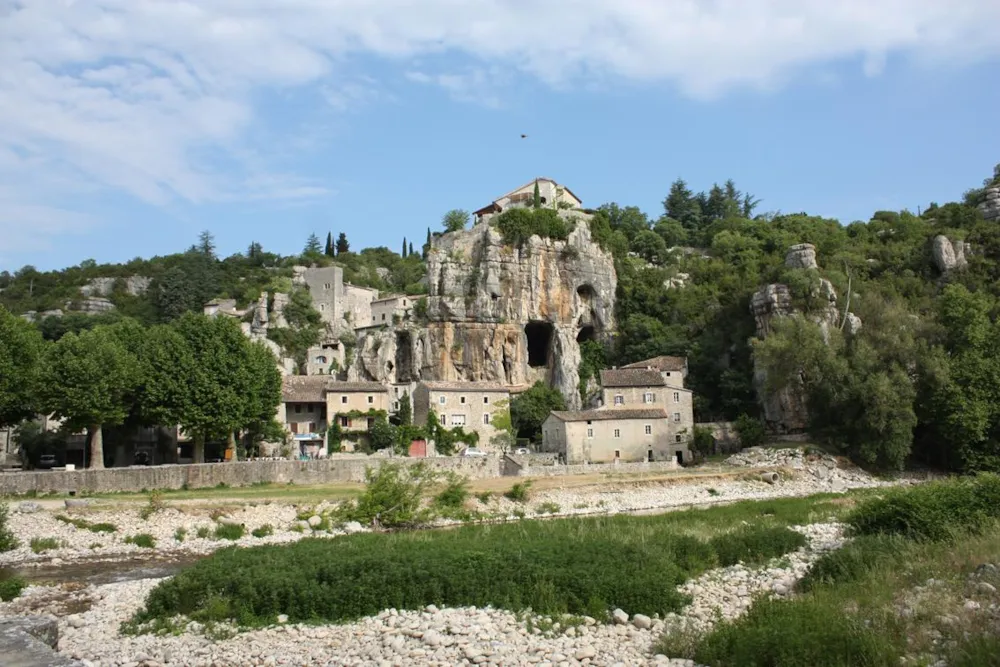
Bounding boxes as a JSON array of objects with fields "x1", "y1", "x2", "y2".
[
  {"x1": 644, "y1": 425, "x2": 652, "y2": 435},
  {"x1": 483, "y1": 396, "x2": 489, "y2": 404},
  {"x1": 451, "y1": 414, "x2": 466, "y2": 426},
  {"x1": 290, "y1": 423, "x2": 298, "y2": 434},
  {"x1": 614, "y1": 429, "x2": 621, "y2": 438},
  {"x1": 438, "y1": 395, "x2": 446, "y2": 405},
  {"x1": 340, "y1": 416, "x2": 349, "y2": 427},
  {"x1": 367, "y1": 396, "x2": 374, "y2": 404},
  {"x1": 367, "y1": 417, "x2": 375, "y2": 429},
  {"x1": 294, "y1": 405, "x2": 302, "y2": 414},
  {"x1": 587, "y1": 428, "x2": 593, "y2": 438},
  {"x1": 614, "y1": 395, "x2": 624, "y2": 405},
  {"x1": 392, "y1": 401, "x2": 399, "y2": 411},
  {"x1": 324, "y1": 282, "x2": 332, "y2": 290},
  {"x1": 666, "y1": 372, "x2": 672, "y2": 377},
  {"x1": 319, "y1": 304, "x2": 326, "y2": 311},
  {"x1": 675, "y1": 434, "x2": 682, "y2": 443},
  {"x1": 673, "y1": 412, "x2": 681, "y2": 423},
  {"x1": 308, "y1": 422, "x2": 316, "y2": 433},
  {"x1": 341, "y1": 396, "x2": 348, "y2": 404},
  {"x1": 439, "y1": 414, "x2": 446, "y2": 425},
  {"x1": 483, "y1": 414, "x2": 490, "y2": 425},
  {"x1": 673, "y1": 392, "x2": 680, "y2": 403},
  {"x1": 381, "y1": 314, "x2": 386, "y2": 321},
  {"x1": 614, "y1": 450, "x2": 620, "y2": 459},
  {"x1": 643, "y1": 392, "x2": 655, "y2": 404},
  {"x1": 460, "y1": 396, "x2": 466, "y2": 404}
]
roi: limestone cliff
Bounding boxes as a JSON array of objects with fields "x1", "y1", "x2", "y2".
[
  {"x1": 349, "y1": 216, "x2": 617, "y2": 409},
  {"x1": 980, "y1": 186, "x2": 1000, "y2": 223},
  {"x1": 750, "y1": 244, "x2": 861, "y2": 432}
]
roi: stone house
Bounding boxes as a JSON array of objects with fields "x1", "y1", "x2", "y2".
[
  {"x1": 326, "y1": 381, "x2": 390, "y2": 429},
  {"x1": 305, "y1": 341, "x2": 345, "y2": 376},
  {"x1": 473, "y1": 178, "x2": 583, "y2": 224},
  {"x1": 203, "y1": 299, "x2": 241, "y2": 318},
  {"x1": 622, "y1": 355, "x2": 688, "y2": 388},
  {"x1": 541, "y1": 409, "x2": 685, "y2": 464},
  {"x1": 413, "y1": 381, "x2": 511, "y2": 451},
  {"x1": 281, "y1": 376, "x2": 329, "y2": 457},
  {"x1": 299, "y1": 266, "x2": 379, "y2": 335},
  {"x1": 370, "y1": 295, "x2": 414, "y2": 326}
]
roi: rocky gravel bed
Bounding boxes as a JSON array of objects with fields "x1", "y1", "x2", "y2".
[{"x1": 0, "y1": 522, "x2": 844, "y2": 667}]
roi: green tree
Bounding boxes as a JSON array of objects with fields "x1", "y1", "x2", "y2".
[
  {"x1": 197, "y1": 230, "x2": 216, "y2": 258},
  {"x1": 402, "y1": 237, "x2": 408, "y2": 258},
  {"x1": 409, "y1": 241, "x2": 415, "y2": 257},
  {"x1": 532, "y1": 181, "x2": 542, "y2": 209},
  {"x1": 510, "y1": 382, "x2": 566, "y2": 442},
  {"x1": 442, "y1": 209, "x2": 470, "y2": 233},
  {"x1": 489, "y1": 399, "x2": 516, "y2": 453},
  {"x1": 632, "y1": 230, "x2": 670, "y2": 264},
  {"x1": 424, "y1": 228, "x2": 432, "y2": 259},
  {"x1": 0, "y1": 306, "x2": 46, "y2": 427},
  {"x1": 663, "y1": 179, "x2": 702, "y2": 232},
  {"x1": 397, "y1": 392, "x2": 412, "y2": 426},
  {"x1": 336, "y1": 232, "x2": 350, "y2": 255},
  {"x1": 304, "y1": 233, "x2": 322, "y2": 256},
  {"x1": 369, "y1": 414, "x2": 396, "y2": 452},
  {"x1": 325, "y1": 232, "x2": 334, "y2": 257},
  {"x1": 36, "y1": 327, "x2": 140, "y2": 469}
]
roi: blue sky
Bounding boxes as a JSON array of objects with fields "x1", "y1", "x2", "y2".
[{"x1": 2, "y1": 1, "x2": 1000, "y2": 271}]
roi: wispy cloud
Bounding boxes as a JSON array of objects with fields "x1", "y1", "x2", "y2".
[{"x1": 2, "y1": 0, "x2": 999, "y2": 254}]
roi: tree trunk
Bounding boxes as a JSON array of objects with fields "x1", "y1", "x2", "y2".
[
  {"x1": 194, "y1": 432, "x2": 205, "y2": 464},
  {"x1": 227, "y1": 431, "x2": 237, "y2": 462},
  {"x1": 89, "y1": 424, "x2": 105, "y2": 469}
]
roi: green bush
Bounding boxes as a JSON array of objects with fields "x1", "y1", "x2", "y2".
[
  {"x1": 125, "y1": 533, "x2": 156, "y2": 549},
  {"x1": 494, "y1": 208, "x2": 570, "y2": 247},
  {"x1": 0, "y1": 502, "x2": 18, "y2": 552},
  {"x1": 535, "y1": 502, "x2": 561, "y2": 515},
  {"x1": 709, "y1": 526, "x2": 807, "y2": 567},
  {"x1": 56, "y1": 514, "x2": 119, "y2": 534},
  {"x1": 30, "y1": 537, "x2": 62, "y2": 553},
  {"x1": 846, "y1": 474, "x2": 1000, "y2": 541},
  {"x1": 475, "y1": 491, "x2": 493, "y2": 504},
  {"x1": 196, "y1": 526, "x2": 211, "y2": 539},
  {"x1": 504, "y1": 481, "x2": 533, "y2": 503},
  {"x1": 734, "y1": 414, "x2": 766, "y2": 448},
  {"x1": 131, "y1": 513, "x2": 809, "y2": 629},
  {"x1": 432, "y1": 474, "x2": 470, "y2": 511},
  {"x1": 174, "y1": 527, "x2": 187, "y2": 542},
  {"x1": 335, "y1": 463, "x2": 436, "y2": 528},
  {"x1": 251, "y1": 524, "x2": 274, "y2": 538},
  {"x1": 691, "y1": 426, "x2": 716, "y2": 458},
  {"x1": 669, "y1": 597, "x2": 898, "y2": 667},
  {"x1": 798, "y1": 535, "x2": 903, "y2": 592},
  {"x1": 0, "y1": 574, "x2": 26, "y2": 601},
  {"x1": 214, "y1": 523, "x2": 246, "y2": 541}
]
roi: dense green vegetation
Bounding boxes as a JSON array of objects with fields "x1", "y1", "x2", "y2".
[
  {"x1": 129, "y1": 497, "x2": 821, "y2": 630},
  {"x1": 658, "y1": 475, "x2": 1000, "y2": 667},
  {"x1": 0, "y1": 502, "x2": 17, "y2": 552},
  {"x1": 0, "y1": 571, "x2": 26, "y2": 602}
]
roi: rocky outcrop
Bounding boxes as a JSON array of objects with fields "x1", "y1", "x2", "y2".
[
  {"x1": 932, "y1": 235, "x2": 969, "y2": 273},
  {"x1": 350, "y1": 217, "x2": 617, "y2": 409},
  {"x1": 77, "y1": 297, "x2": 115, "y2": 314},
  {"x1": 980, "y1": 186, "x2": 1000, "y2": 223},
  {"x1": 271, "y1": 293, "x2": 290, "y2": 329},
  {"x1": 750, "y1": 245, "x2": 861, "y2": 432},
  {"x1": 80, "y1": 276, "x2": 150, "y2": 298}
]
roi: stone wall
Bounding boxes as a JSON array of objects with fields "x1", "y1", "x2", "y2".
[
  {"x1": 515, "y1": 459, "x2": 679, "y2": 477},
  {"x1": 0, "y1": 456, "x2": 502, "y2": 495}
]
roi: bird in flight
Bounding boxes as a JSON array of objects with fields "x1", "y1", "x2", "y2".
[{"x1": 520, "y1": 134, "x2": 528, "y2": 139}]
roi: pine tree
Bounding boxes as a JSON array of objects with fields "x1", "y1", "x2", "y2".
[
  {"x1": 409, "y1": 241, "x2": 415, "y2": 257},
  {"x1": 336, "y1": 232, "x2": 350, "y2": 255},
  {"x1": 402, "y1": 237, "x2": 408, "y2": 257},
  {"x1": 304, "y1": 233, "x2": 322, "y2": 255},
  {"x1": 325, "y1": 232, "x2": 334, "y2": 257},
  {"x1": 197, "y1": 230, "x2": 216, "y2": 258},
  {"x1": 663, "y1": 179, "x2": 702, "y2": 232}
]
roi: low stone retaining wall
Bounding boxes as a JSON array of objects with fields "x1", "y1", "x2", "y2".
[
  {"x1": 518, "y1": 460, "x2": 680, "y2": 478},
  {"x1": 0, "y1": 456, "x2": 502, "y2": 495}
]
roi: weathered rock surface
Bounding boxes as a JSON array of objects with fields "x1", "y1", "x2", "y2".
[
  {"x1": 270, "y1": 293, "x2": 289, "y2": 329},
  {"x1": 76, "y1": 297, "x2": 115, "y2": 314},
  {"x1": 79, "y1": 276, "x2": 150, "y2": 298},
  {"x1": 932, "y1": 235, "x2": 968, "y2": 273},
  {"x1": 352, "y1": 218, "x2": 616, "y2": 409},
  {"x1": 0, "y1": 614, "x2": 79, "y2": 666},
  {"x1": 784, "y1": 243, "x2": 818, "y2": 270},
  {"x1": 979, "y1": 186, "x2": 1000, "y2": 223}
]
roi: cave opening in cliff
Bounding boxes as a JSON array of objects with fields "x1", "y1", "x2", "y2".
[
  {"x1": 395, "y1": 331, "x2": 413, "y2": 383},
  {"x1": 576, "y1": 325, "x2": 596, "y2": 344},
  {"x1": 525, "y1": 321, "x2": 553, "y2": 368}
]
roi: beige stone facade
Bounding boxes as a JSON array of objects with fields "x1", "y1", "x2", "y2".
[
  {"x1": 474, "y1": 178, "x2": 583, "y2": 224},
  {"x1": 370, "y1": 295, "x2": 414, "y2": 326},
  {"x1": 622, "y1": 355, "x2": 688, "y2": 388},
  {"x1": 413, "y1": 382, "x2": 511, "y2": 451},
  {"x1": 326, "y1": 382, "x2": 390, "y2": 430}
]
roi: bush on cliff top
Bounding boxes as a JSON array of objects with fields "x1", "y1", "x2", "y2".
[{"x1": 130, "y1": 513, "x2": 808, "y2": 629}]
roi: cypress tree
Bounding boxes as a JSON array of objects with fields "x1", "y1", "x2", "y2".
[{"x1": 402, "y1": 237, "x2": 408, "y2": 257}]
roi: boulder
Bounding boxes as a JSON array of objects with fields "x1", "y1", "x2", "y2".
[
  {"x1": 16, "y1": 502, "x2": 42, "y2": 514},
  {"x1": 784, "y1": 243, "x2": 818, "y2": 270},
  {"x1": 979, "y1": 186, "x2": 1000, "y2": 223},
  {"x1": 932, "y1": 235, "x2": 968, "y2": 273}
]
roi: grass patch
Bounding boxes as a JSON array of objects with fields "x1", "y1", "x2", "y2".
[
  {"x1": 129, "y1": 499, "x2": 819, "y2": 630},
  {"x1": 0, "y1": 572, "x2": 26, "y2": 601},
  {"x1": 30, "y1": 537, "x2": 63, "y2": 553},
  {"x1": 433, "y1": 474, "x2": 470, "y2": 512},
  {"x1": 54, "y1": 514, "x2": 117, "y2": 533},
  {"x1": 196, "y1": 526, "x2": 211, "y2": 539},
  {"x1": 214, "y1": 524, "x2": 246, "y2": 541},
  {"x1": 475, "y1": 491, "x2": 493, "y2": 504},
  {"x1": 251, "y1": 525, "x2": 274, "y2": 538},
  {"x1": 710, "y1": 525, "x2": 807, "y2": 567},
  {"x1": 174, "y1": 527, "x2": 187, "y2": 542},
  {"x1": 124, "y1": 533, "x2": 156, "y2": 549},
  {"x1": 535, "y1": 502, "x2": 561, "y2": 515},
  {"x1": 0, "y1": 502, "x2": 18, "y2": 552}
]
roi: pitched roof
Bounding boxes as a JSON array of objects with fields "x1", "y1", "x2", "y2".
[
  {"x1": 600, "y1": 368, "x2": 667, "y2": 388},
  {"x1": 420, "y1": 381, "x2": 511, "y2": 392},
  {"x1": 623, "y1": 356, "x2": 688, "y2": 372},
  {"x1": 498, "y1": 178, "x2": 583, "y2": 206},
  {"x1": 327, "y1": 382, "x2": 387, "y2": 393},
  {"x1": 282, "y1": 376, "x2": 328, "y2": 402},
  {"x1": 549, "y1": 408, "x2": 669, "y2": 422}
]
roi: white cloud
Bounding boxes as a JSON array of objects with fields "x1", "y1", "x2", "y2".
[{"x1": 2, "y1": 0, "x2": 1000, "y2": 254}]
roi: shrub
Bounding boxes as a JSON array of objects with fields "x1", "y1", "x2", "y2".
[
  {"x1": 734, "y1": 414, "x2": 766, "y2": 448},
  {"x1": 668, "y1": 597, "x2": 898, "y2": 667},
  {"x1": 214, "y1": 524, "x2": 246, "y2": 541},
  {"x1": 174, "y1": 527, "x2": 187, "y2": 542},
  {"x1": 30, "y1": 537, "x2": 62, "y2": 553},
  {"x1": 139, "y1": 490, "x2": 165, "y2": 520},
  {"x1": 89, "y1": 522, "x2": 117, "y2": 533},
  {"x1": 475, "y1": 491, "x2": 493, "y2": 504},
  {"x1": 709, "y1": 526, "x2": 807, "y2": 567},
  {"x1": 0, "y1": 574, "x2": 26, "y2": 601},
  {"x1": 0, "y1": 502, "x2": 18, "y2": 552},
  {"x1": 846, "y1": 474, "x2": 1000, "y2": 541},
  {"x1": 504, "y1": 481, "x2": 533, "y2": 503},
  {"x1": 335, "y1": 463, "x2": 437, "y2": 529},
  {"x1": 691, "y1": 426, "x2": 716, "y2": 458},
  {"x1": 125, "y1": 533, "x2": 156, "y2": 549},
  {"x1": 798, "y1": 535, "x2": 903, "y2": 592},
  {"x1": 535, "y1": 502, "x2": 561, "y2": 515},
  {"x1": 494, "y1": 208, "x2": 571, "y2": 247},
  {"x1": 433, "y1": 474, "x2": 470, "y2": 511},
  {"x1": 251, "y1": 525, "x2": 274, "y2": 538},
  {"x1": 196, "y1": 526, "x2": 211, "y2": 539},
  {"x1": 54, "y1": 514, "x2": 116, "y2": 533}
]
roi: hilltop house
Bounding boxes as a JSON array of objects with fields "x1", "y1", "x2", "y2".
[
  {"x1": 473, "y1": 178, "x2": 583, "y2": 224},
  {"x1": 413, "y1": 381, "x2": 512, "y2": 452},
  {"x1": 541, "y1": 365, "x2": 694, "y2": 465}
]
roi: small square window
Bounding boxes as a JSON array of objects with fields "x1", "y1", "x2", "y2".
[
  {"x1": 341, "y1": 396, "x2": 347, "y2": 404},
  {"x1": 675, "y1": 434, "x2": 682, "y2": 443},
  {"x1": 673, "y1": 392, "x2": 680, "y2": 403},
  {"x1": 673, "y1": 412, "x2": 681, "y2": 423},
  {"x1": 438, "y1": 396, "x2": 446, "y2": 405},
  {"x1": 614, "y1": 429, "x2": 621, "y2": 438},
  {"x1": 381, "y1": 314, "x2": 386, "y2": 321},
  {"x1": 460, "y1": 396, "x2": 466, "y2": 404},
  {"x1": 483, "y1": 414, "x2": 490, "y2": 425},
  {"x1": 340, "y1": 416, "x2": 349, "y2": 427},
  {"x1": 483, "y1": 396, "x2": 489, "y2": 404},
  {"x1": 643, "y1": 392, "x2": 654, "y2": 403},
  {"x1": 666, "y1": 372, "x2": 672, "y2": 376},
  {"x1": 614, "y1": 395, "x2": 624, "y2": 405},
  {"x1": 587, "y1": 428, "x2": 593, "y2": 438},
  {"x1": 368, "y1": 396, "x2": 374, "y2": 404},
  {"x1": 644, "y1": 424, "x2": 652, "y2": 435},
  {"x1": 294, "y1": 405, "x2": 301, "y2": 414},
  {"x1": 614, "y1": 450, "x2": 620, "y2": 458}
]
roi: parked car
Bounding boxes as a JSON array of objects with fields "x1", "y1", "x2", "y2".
[
  {"x1": 37, "y1": 454, "x2": 57, "y2": 469},
  {"x1": 462, "y1": 448, "x2": 488, "y2": 458}
]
